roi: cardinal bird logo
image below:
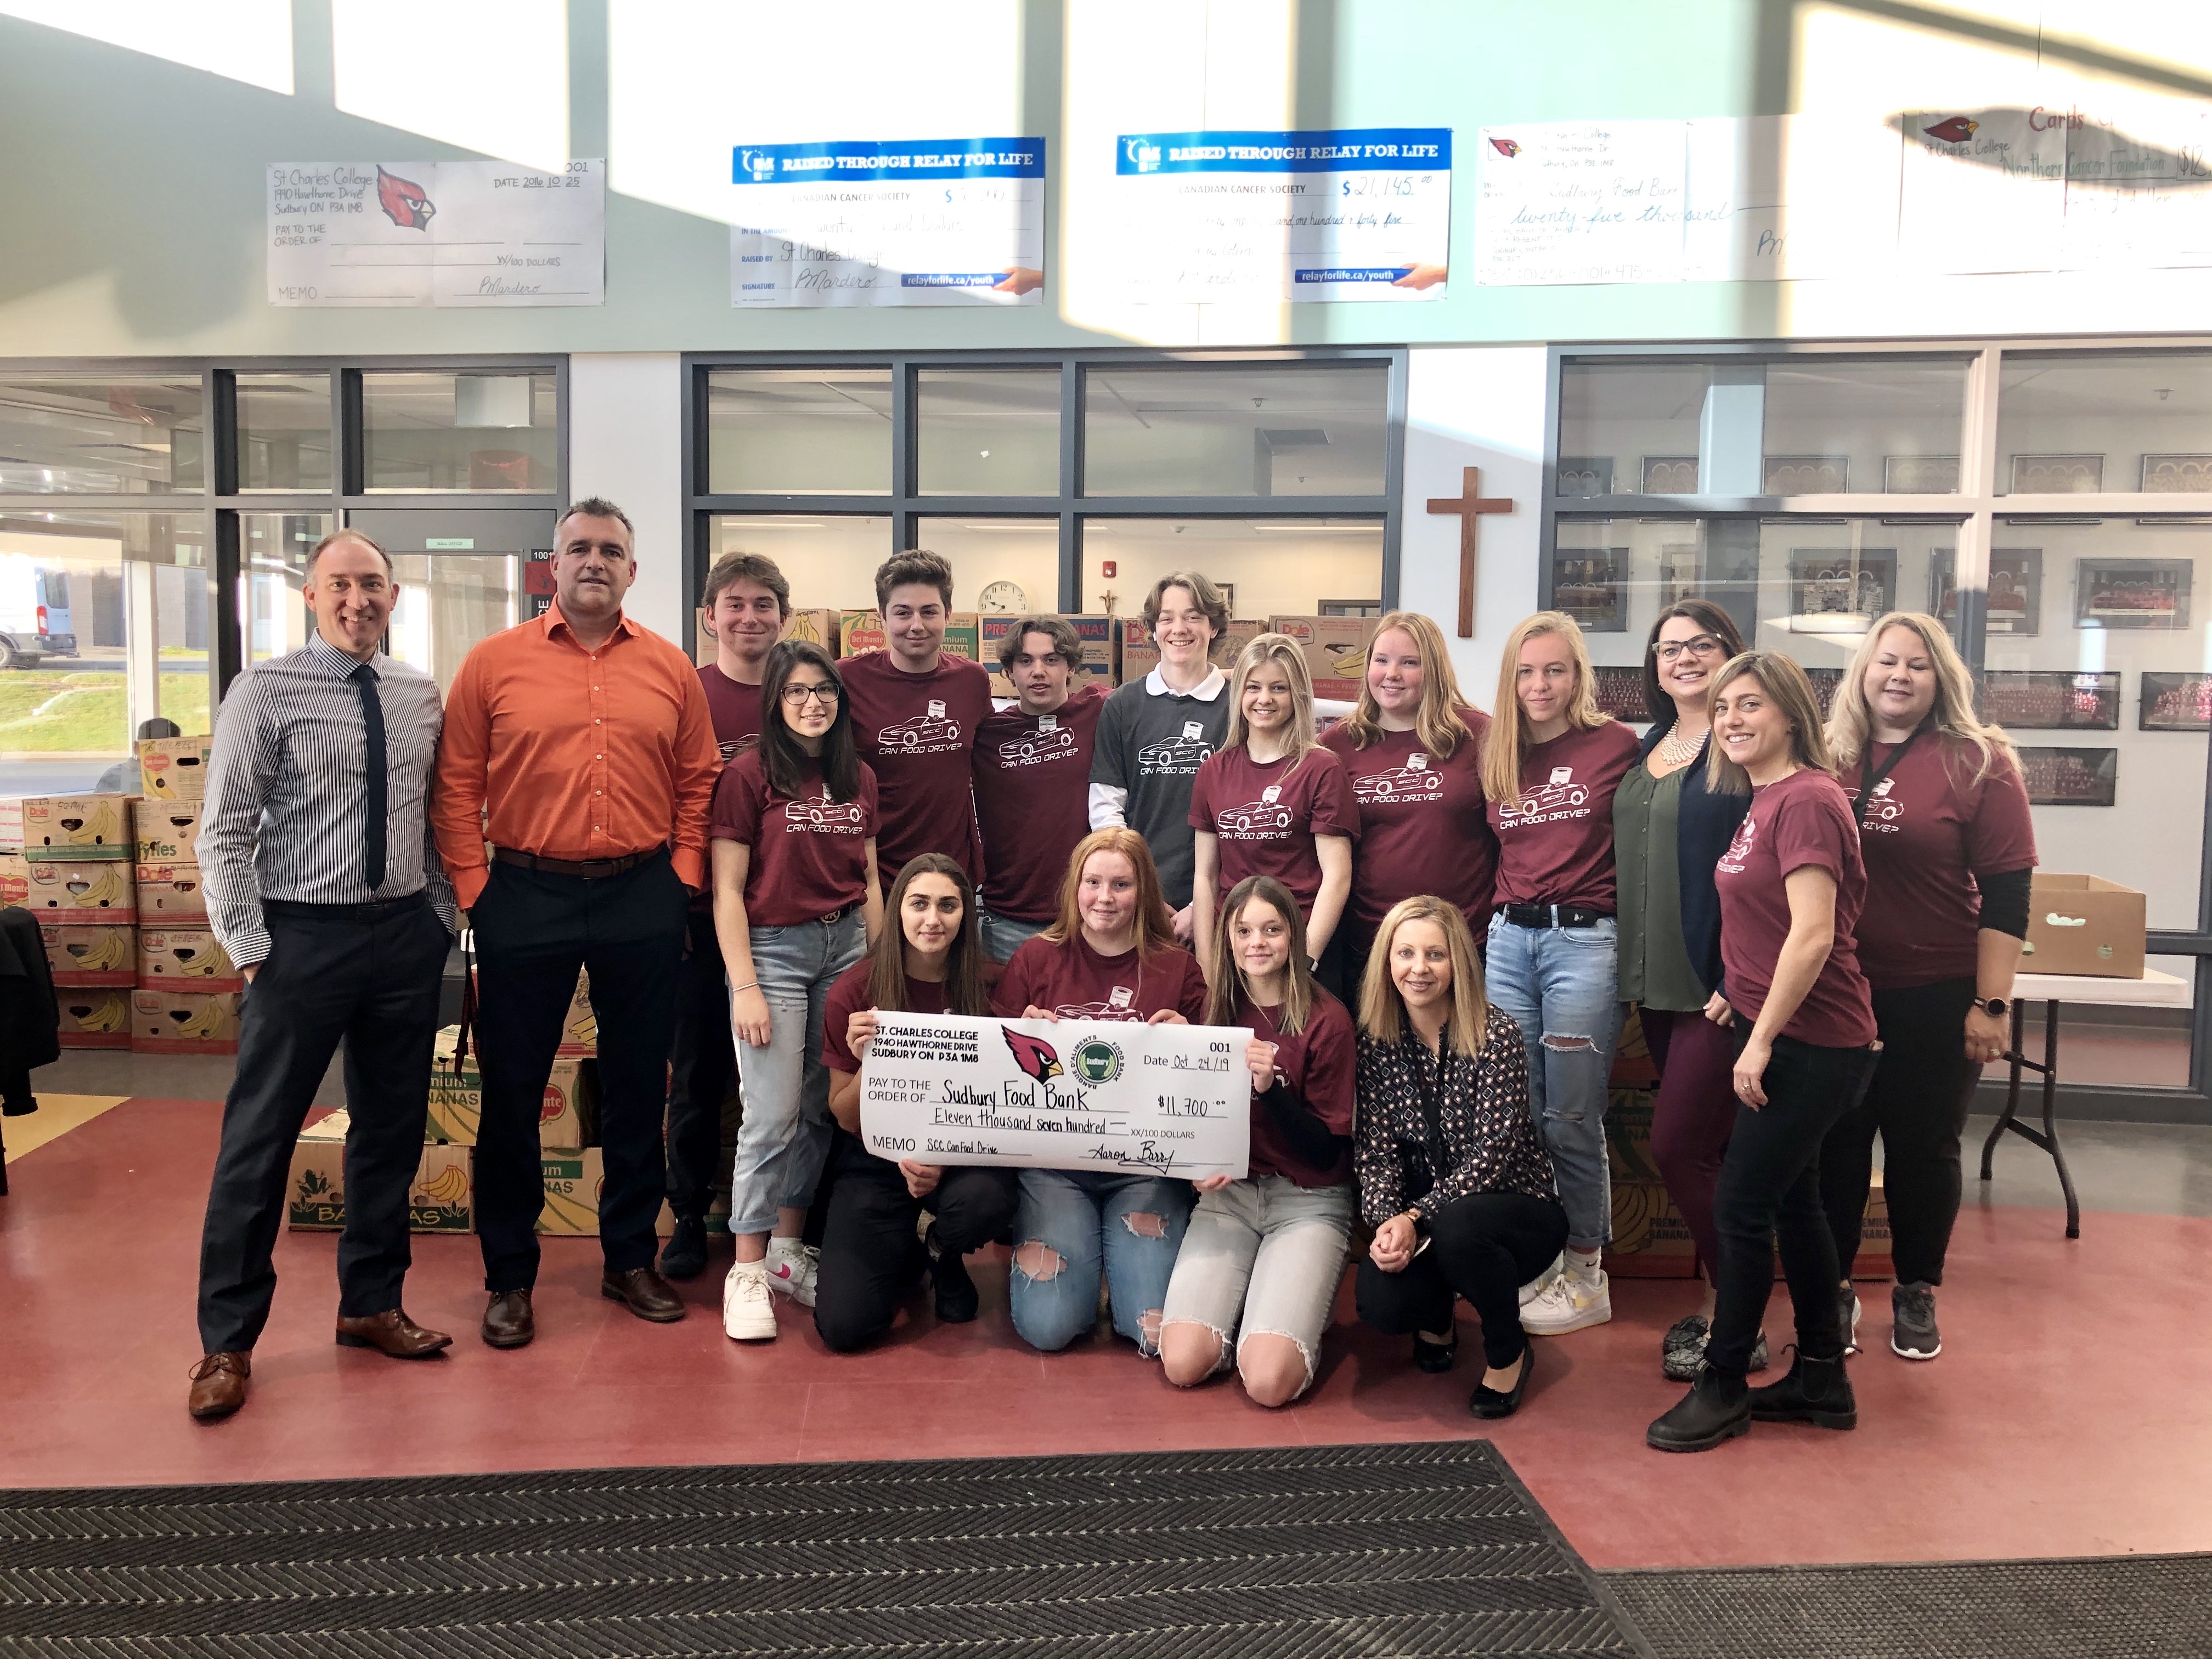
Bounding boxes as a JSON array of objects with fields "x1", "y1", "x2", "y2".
[
  {"x1": 1003, "y1": 1028, "x2": 1064, "y2": 1084},
  {"x1": 376, "y1": 165, "x2": 436, "y2": 229},
  {"x1": 1488, "y1": 137, "x2": 1521, "y2": 158},
  {"x1": 1923, "y1": 116, "x2": 1979, "y2": 145}
]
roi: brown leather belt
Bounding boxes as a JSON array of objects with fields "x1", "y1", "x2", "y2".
[{"x1": 492, "y1": 844, "x2": 667, "y2": 879}]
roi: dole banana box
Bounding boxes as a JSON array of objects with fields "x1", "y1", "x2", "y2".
[
  {"x1": 0, "y1": 852, "x2": 29, "y2": 907},
  {"x1": 137, "y1": 928, "x2": 242, "y2": 991},
  {"x1": 137, "y1": 734, "x2": 213, "y2": 802},
  {"x1": 1119, "y1": 617, "x2": 1158, "y2": 682},
  {"x1": 26, "y1": 859, "x2": 136, "y2": 921},
  {"x1": 839, "y1": 610, "x2": 887, "y2": 657},
  {"x1": 1266, "y1": 616, "x2": 1379, "y2": 699},
  {"x1": 22, "y1": 795, "x2": 131, "y2": 860},
  {"x1": 57, "y1": 988, "x2": 132, "y2": 1049},
  {"x1": 136, "y1": 862, "x2": 207, "y2": 921},
  {"x1": 428, "y1": 1024, "x2": 591, "y2": 1147},
  {"x1": 132, "y1": 800, "x2": 205, "y2": 865},
  {"x1": 131, "y1": 988, "x2": 240, "y2": 1055},
  {"x1": 288, "y1": 1110, "x2": 475, "y2": 1234},
  {"x1": 41, "y1": 922, "x2": 138, "y2": 987},
  {"x1": 538, "y1": 1147, "x2": 674, "y2": 1238},
  {"x1": 0, "y1": 797, "x2": 22, "y2": 853},
  {"x1": 557, "y1": 968, "x2": 596, "y2": 1057}
]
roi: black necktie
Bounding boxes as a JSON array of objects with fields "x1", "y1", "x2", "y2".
[{"x1": 354, "y1": 662, "x2": 387, "y2": 891}]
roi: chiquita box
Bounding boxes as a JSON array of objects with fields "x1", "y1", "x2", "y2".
[
  {"x1": 22, "y1": 795, "x2": 131, "y2": 859},
  {"x1": 288, "y1": 1110, "x2": 475, "y2": 1234},
  {"x1": 57, "y1": 988, "x2": 132, "y2": 1049},
  {"x1": 135, "y1": 863, "x2": 207, "y2": 921},
  {"x1": 130, "y1": 988, "x2": 240, "y2": 1054},
  {"x1": 41, "y1": 922, "x2": 137, "y2": 987},
  {"x1": 26, "y1": 859, "x2": 136, "y2": 921},
  {"x1": 137, "y1": 734, "x2": 213, "y2": 802},
  {"x1": 132, "y1": 800, "x2": 206, "y2": 864},
  {"x1": 137, "y1": 928, "x2": 242, "y2": 991}
]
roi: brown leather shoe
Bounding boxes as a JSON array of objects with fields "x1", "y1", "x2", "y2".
[
  {"x1": 336, "y1": 1308, "x2": 453, "y2": 1358},
  {"x1": 482, "y1": 1289, "x2": 535, "y2": 1348},
  {"x1": 601, "y1": 1267, "x2": 686, "y2": 1322},
  {"x1": 188, "y1": 1351, "x2": 250, "y2": 1420}
]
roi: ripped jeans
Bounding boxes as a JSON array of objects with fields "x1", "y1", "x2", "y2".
[
  {"x1": 1009, "y1": 1168, "x2": 1193, "y2": 1355},
  {"x1": 1485, "y1": 913, "x2": 1623, "y2": 1252},
  {"x1": 1160, "y1": 1176, "x2": 1352, "y2": 1400}
]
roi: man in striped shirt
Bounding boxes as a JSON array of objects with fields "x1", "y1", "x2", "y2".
[{"x1": 188, "y1": 529, "x2": 459, "y2": 1423}]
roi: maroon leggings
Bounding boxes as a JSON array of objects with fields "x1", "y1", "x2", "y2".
[{"x1": 1641, "y1": 1006, "x2": 1738, "y2": 1278}]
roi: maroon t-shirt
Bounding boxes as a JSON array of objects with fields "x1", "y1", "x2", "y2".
[
  {"x1": 991, "y1": 933, "x2": 1209, "y2": 1024},
  {"x1": 973, "y1": 684, "x2": 1107, "y2": 922},
  {"x1": 708, "y1": 749, "x2": 878, "y2": 928},
  {"x1": 1714, "y1": 768, "x2": 1877, "y2": 1048},
  {"x1": 841, "y1": 649, "x2": 993, "y2": 883},
  {"x1": 822, "y1": 960, "x2": 951, "y2": 1074},
  {"x1": 1487, "y1": 720, "x2": 1641, "y2": 912},
  {"x1": 1321, "y1": 713, "x2": 1499, "y2": 938},
  {"x1": 693, "y1": 664, "x2": 767, "y2": 912},
  {"x1": 1842, "y1": 737, "x2": 2038, "y2": 990},
  {"x1": 1244, "y1": 990, "x2": 1357, "y2": 1187},
  {"x1": 1187, "y1": 746, "x2": 1359, "y2": 913}
]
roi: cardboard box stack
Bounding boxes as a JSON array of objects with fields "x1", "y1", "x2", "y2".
[
  {"x1": 123, "y1": 741, "x2": 236, "y2": 1055},
  {"x1": 19, "y1": 792, "x2": 137, "y2": 1049},
  {"x1": 979, "y1": 614, "x2": 1123, "y2": 695},
  {"x1": 1267, "y1": 615, "x2": 1381, "y2": 700}
]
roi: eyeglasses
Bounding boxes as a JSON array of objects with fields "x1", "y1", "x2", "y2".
[
  {"x1": 780, "y1": 683, "x2": 840, "y2": 706},
  {"x1": 1655, "y1": 635, "x2": 1725, "y2": 663}
]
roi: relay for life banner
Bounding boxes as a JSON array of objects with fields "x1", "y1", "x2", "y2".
[
  {"x1": 267, "y1": 161, "x2": 605, "y2": 307},
  {"x1": 1109, "y1": 127, "x2": 1453, "y2": 302},
  {"x1": 729, "y1": 138, "x2": 1047, "y2": 307},
  {"x1": 859, "y1": 1013, "x2": 1252, "y2": 1178}
]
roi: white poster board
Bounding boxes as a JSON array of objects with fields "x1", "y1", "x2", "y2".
[
  {"x1": 267, "y1": 161, "x2": 604, "y2": 307},
  {"x1": 858, "y1": 1012, "x2": 1252, "y2": 1178}
]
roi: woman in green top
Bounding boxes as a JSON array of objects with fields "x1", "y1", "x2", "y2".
[{"x1": 1612, "y1": 599, "x2": 1757, "y2": 1382}]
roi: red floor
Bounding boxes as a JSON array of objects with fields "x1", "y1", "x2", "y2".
[{"x1": 5, "y1": 1096, "x2": 2210, "y2": 1571}]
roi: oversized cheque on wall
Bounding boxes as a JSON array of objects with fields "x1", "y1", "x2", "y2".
[{"x1": 859, "y1": 1014, "x2": 1252, "y2": 1179}]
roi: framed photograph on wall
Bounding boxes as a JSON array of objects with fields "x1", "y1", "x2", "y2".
[
  {"x1": 1641, "y1": 456, "x2": 1699, "y2": 494},
  {"x1": 1978, "y1": 670, "x2": 2120, "y2": 730},
  {"x1": 2010, "y1": 453, "x2": 2104, "y2": 493},
  {"x1": 1550, "y1": 547, "x2": 1628, "y2": 632},
  {"x1": 2075, "y1": 558, "x2": 2192, "y2": 630},
  {"x1": 1763, "y1": 455, "x2": 1849, "y2": 494},
  {"x1": 1555, "y1": 456, "x2": 1615, "y2": 495},
  {"x1": 2140, "y1": 454, "x2": 2212, "y2": 493},
  {"x1": 1658, "y1": 544, "x2": 1702, "y2": 605},
  {"x1": 1789, "y1": 548, "x2": 1897, "y2": 620},
  {"x1": 1927, "y1": 548, "x2": 2042, "y2": 636},
  {"x1": 2140, "y1": 672, "x2": 2212, "y2": 731},
  {"x1": 2017, "y1": 746, "x2": 2119, "y2": 807},
  {"x1": 1590, "y1": 664, "x2": 1648, "y2": 723},
  {"x1": 1883, "y1": 454, "x2": 1961, "y2": 494}
]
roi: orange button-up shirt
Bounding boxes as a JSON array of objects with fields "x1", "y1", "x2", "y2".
[{"x1": 432, "y1": 603, "x2": 720, "y2": 909}]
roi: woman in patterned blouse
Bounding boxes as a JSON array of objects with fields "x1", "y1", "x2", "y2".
[{"x1": 1353, "y1": 895, "x2": 1567, "y2": 1420}]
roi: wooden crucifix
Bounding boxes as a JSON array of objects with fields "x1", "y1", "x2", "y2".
[{"x1": 1426, "y1": 466, "x2": 1514, "y2": 638}]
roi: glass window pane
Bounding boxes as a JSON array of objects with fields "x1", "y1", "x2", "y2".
[
  {"x1": 916, "y1": 371, "x2": 1060, "y2": 496},
  {"x1": 360, "y1": 371, "x2": 556, "y2": 492},
  {"x1": 241, "y1": 513, "x2": 329, "y2": 662},
  {"x1": 1082, "y1": 364, "x2": 1386, "y2": 497},
  {"x1": 0, "y1": 375, "x2": 204, "y2": 494},
  {"x1": 385, "y1": 553, "x2": 523, "y2": 693},
  {"x1": 236, "y1": 374, "x2": 332, "y2": 492},
  {"x1": 1762, "y1": 359, "x2": 1965, "y2": 494},
  {"x1": 914, "y1": 518, "x2": 1060, "y2": 618},
  {"x1": 705, "y1": 516, "x2": 891, "y2": 659},
  {"x1": 706, "y1": 370, "x2": 892, "y2": 495},
  {"x1": 1558, "y1": 360, "x2": 1709, "y2": 496},
  {"x1": 1077, "y1": 518, "x2": 1383, "y2": 622},
  {"x1": 1997, "y1": 352, "x2": 2212, "y2": 494}
]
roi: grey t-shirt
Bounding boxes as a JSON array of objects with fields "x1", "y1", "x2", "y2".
[{"x1": 1090, "y1": 672, "x2": 1231, "y2": 907}]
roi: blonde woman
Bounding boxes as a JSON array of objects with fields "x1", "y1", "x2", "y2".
[
  {"x1": 1819, "y1": 613, "x2": 2035, "y2": 1363},
  {"x1": 1188, "y1": 633, "x2": 1358, "y2": 994},
  {"x1": 1481, "y1": 612, "x2": 1640, "y2": 1338},
  {"x1": 1321, "y1": 609, "x2": 1499, "y2": 975}
]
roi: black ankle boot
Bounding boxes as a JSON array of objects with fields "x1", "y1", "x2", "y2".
[
  {"x1": 1747, "y1": 1347, "x2": 1858, "y2": 1430},
  {"x1": 927, "y1": 1224, "x2": 979, "y2": 1323},
  {"x1": 1645, "y1": 1365, "x2": 1751, "y2": 1453},
  {"x1": 658, "y1": 1215, "x2": 708, "y2": 1281}
]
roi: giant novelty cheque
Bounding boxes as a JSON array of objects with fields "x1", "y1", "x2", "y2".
[{"x1": 859, "y1": 1014, "x2": 1253, "y2": 1179}]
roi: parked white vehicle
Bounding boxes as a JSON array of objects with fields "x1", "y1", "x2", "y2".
[{"x1": 0, "y1": 556, "x2": 78, "y2": 668}]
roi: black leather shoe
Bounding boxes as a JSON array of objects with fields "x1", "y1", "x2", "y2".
[
  {"x1": 1747, "y1": 1347, "x2": 1858, "y2": 1430},
  {"x1": 927, "y1": 1225, "x2": 979, "y2": 1323},
  {"x1": 602, "y1": 1267, "x2": 686, "y2": 1322},
  {"x1": 482, "y1": 1289, "x2": 534, "y2": 1349},
  {"x1": 659, "y1": 1215, "x2": 709, "y2": 1281},
  {"x1": 1646, "y1": 1365, "x2": 1751, "y2": 1452},
  {"x1": 1470, "y1": 1343, "x2": 1534, "y2": 1420},
  {"x1": 1413, "y1": 1332, "x2": 1458, "y2": 1374}
]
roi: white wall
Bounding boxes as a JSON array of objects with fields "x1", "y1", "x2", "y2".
[{"x1": 566, "y1": 352, "x2": 684, "y2": 644}]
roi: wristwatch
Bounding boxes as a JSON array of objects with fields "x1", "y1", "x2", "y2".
[{"x1": 1977, "y1": 997, "x2": 2009, "y2": 1018}]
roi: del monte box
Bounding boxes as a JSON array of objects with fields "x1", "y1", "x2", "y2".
[
  {"x1": 137, "y1": 734, "x2": 213, "y2": 802},
  {"x1": 428, "y1": 1025, "x2": 591, "y2": 1147}
]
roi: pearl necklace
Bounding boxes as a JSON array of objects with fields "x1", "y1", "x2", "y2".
[{"x1": 1655, "y1": 722, "x2": 1708, "y2": 769}]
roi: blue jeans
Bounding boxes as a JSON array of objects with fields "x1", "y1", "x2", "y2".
[
  {"x1": 1010, "y1": 1168, "x2": 1193, "y2": 1355},
  {"x1": 979, "y1": 908, "x2": 1051, "y2": 964},
  {"x1": 726, "y1": 911, "x2": 866, "y2": 1237},
  {"x1": 1486, "y1": 914, "x2": 1623, "y2": 1252}
]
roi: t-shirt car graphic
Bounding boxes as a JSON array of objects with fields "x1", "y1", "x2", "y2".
[
  {"x1": 1499, "y1": 764, "x2": 1588, "y2": 822},
  {"x1": 998, "y1": 724, "x2": 1076, "y2": 764},
  {"x1": 1356, "y1": 763, "x2": 1444, "y2": 803},
  {"x1": 879, "y1": 698, "x2": 960, "y2": 749},
  {"x1": 1052, "y1": 998, "x2": 1143, "y2": 1022},
  {"x1": 784, "y1": 798, "x2": 867, "y2": 832},
  {"x1": 1137, "y1": 733, "x2": 1213, "y2": 772},
  {"x1": 1215, "y1": 796, "x2": 1294, "y2": 832},
  {"x1": 1862, "y1": 778, "x2": 1903, "y2": 822}
]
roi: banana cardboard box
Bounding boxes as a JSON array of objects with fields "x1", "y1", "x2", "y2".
[
  {"x1": 22, "y1": 795, "x2": 132, "y2": 860},
  {"x1": 556, "y1": 968, "x2": 596, "y2": 1057},
  {"x1": 0, "y1": 797, "x2": 22, "y2": 853},
  {"x1": 137, "y1": 928, "x2": 242, "y2": 991},
  {"x1": 838, "y1": 610, "x2": 887, "y2": 657},
  {"x1": 288, "y1": 1110, "x2": 475, "y2": 1234},
  {"x1": 132, "y1": 800, "x2": 206, "y2": 865},
  {"x1": 57, "y1": 988, "x2": 132, "y2": 1049},
  {"x1": 137, "y1": 734, "x2": 214, "y2": 802},
  {"x1": 783, "y1": 608, "x2": 839, "y2": 650},
  {"x1": 427, "y1": 1024, "x2": 591, "y2": 1147},
  {"x1": 940, "y1": 613, "x2": 981, "y2": 663},
  {"x1": 25, "y1": 859, "x2": 136, "y2": 921},
  {"x1": 0, "y1": 851, "x2": 30, "y2": 907},
  {"x1": 41, "y1": 922, "x2": 138, "y2": 987},
  {"x1": 135, "y1": 862, "x2": 207, "y2": 921},
  {"x1": 1266, "y1": 616, "x2": 1379, "y2": 700},
  {"x1": 131, "y1": 988, "x2": 240, "y2": 1055},
  {"x1": 538, "y1": 1147, "x2": 675, "y2": 1238}
]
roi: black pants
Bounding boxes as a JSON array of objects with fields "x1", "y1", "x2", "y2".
[
  {"x1": 1819, "y1": 977, "x2": 1978, "y2": 1286},
  {"x1": 814, "y1": 1138, "x2": 1018, "y2": 1353},
  {"x1": 1707, "y1": 1033, "x2": 1878, "y2": 1376},
  {"x1": 196, "y1": 895, "x2": 449, "y2": 1353},
  {"x1": 472, "y1": 851, "x2": 689, "y2": 1291},
  {"x1": 1355, "y1": 1190, "x2": 1567, "y2": 1370},
  {"x1": 665, "y1": 907, "x2": 738, "y2": 1223}
]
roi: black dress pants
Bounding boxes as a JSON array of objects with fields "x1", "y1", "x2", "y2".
[
  {"x1": 472, "y1": 851, "x2": 689, "y2": 1291},
  {"x1": 196, "y1": 895, "x2": 449, "y2": 1353},
  {"x1": 665, "y1": 907, "x2": 738, "y2": 1223},
  {"x1": 814, "y1": 1137, "x2": 1019, "y2": 1353},
  {"x1": 1355, "y1": 1190, "x2": 1568, "y2": 1369}
]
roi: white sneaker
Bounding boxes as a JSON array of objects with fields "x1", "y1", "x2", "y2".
[
  {"x1": 1518, "y1": 1253, "x2": 1564, "y2": 1308},
  {"x1": 764, "y1": 1237, "x2": 819, "y2": 1308},
  {"x1": 722, "y1": 1263, "x2": 777, "y2": 1340},
  {"x1": 1521, "y1": 1266, "x2": 1612, "y2": 1335}
]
